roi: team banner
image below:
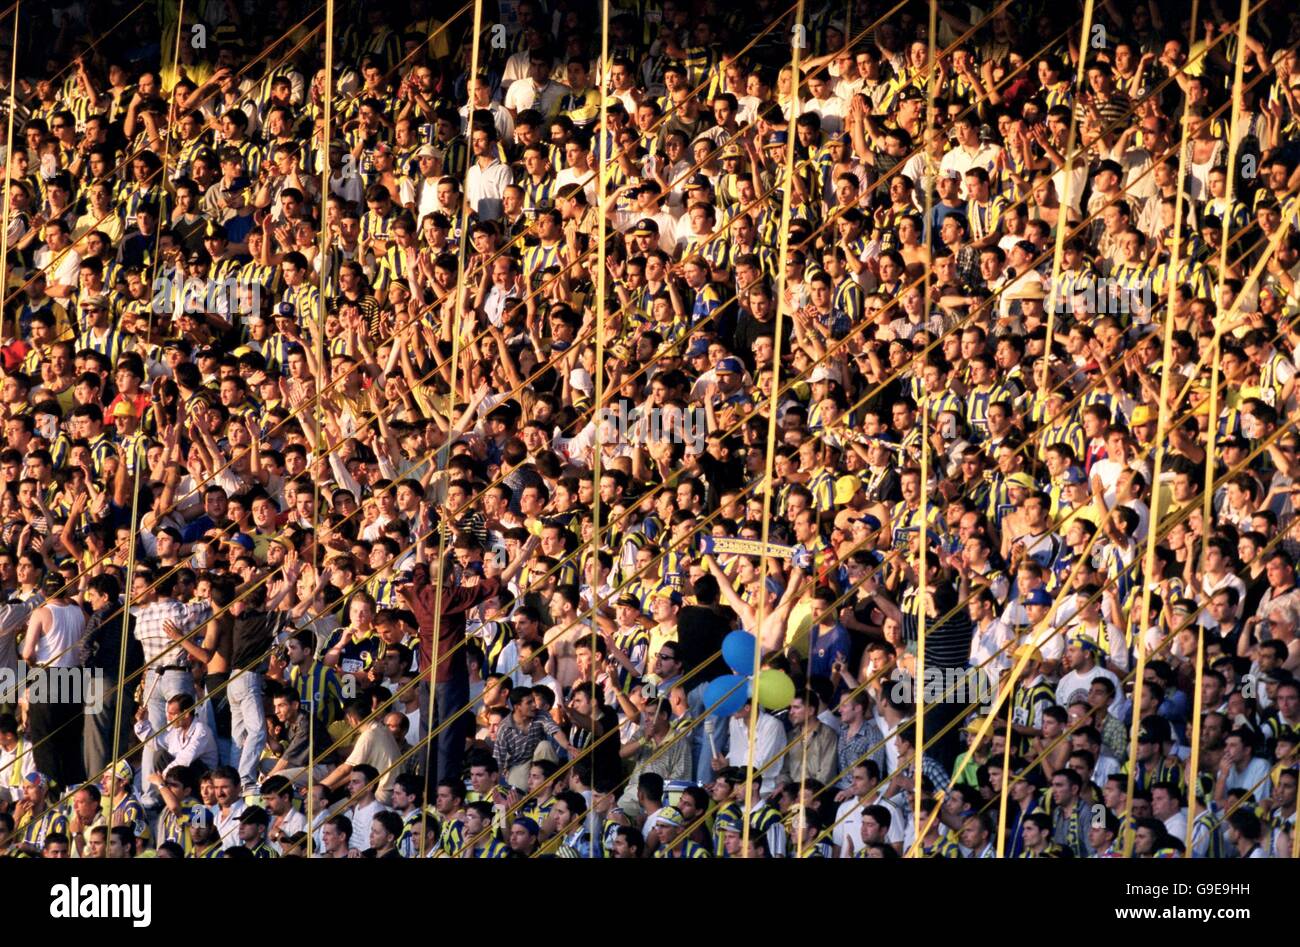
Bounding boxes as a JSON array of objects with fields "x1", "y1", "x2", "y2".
[{"x1": 697, "y1": 535, "x2": 796, "y2": 560}]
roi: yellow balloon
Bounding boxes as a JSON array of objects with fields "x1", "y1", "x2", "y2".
[{"x1": 755, "y1": 669, "x2": 795, "y2": 711}]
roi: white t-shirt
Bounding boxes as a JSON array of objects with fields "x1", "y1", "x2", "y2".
[{"x1": 503, "y1": 80, "x2": 568, "y2": 119}]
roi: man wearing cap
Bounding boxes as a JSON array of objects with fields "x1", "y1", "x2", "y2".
[
  {"x1": 1056, "y1": 625, "x2": 1122, "y2": 709},
  {"x1": 236, "y1": 805, "x2": 278, "y2": 858},
  {"x1": 189, "y1": 805, "x2": 223, "y2": 858},
  {"x1": 651, "y1": 805, "x2": 710, "y2": 858},
  {"x1": 12, "y1": 771, "x2": 67, "y2": 854}
]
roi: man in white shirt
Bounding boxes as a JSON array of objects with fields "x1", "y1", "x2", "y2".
[
  {"x1": 344, "y1": 764, "x2": 387, "y2": 852},
  {"x1": 1055, "y1": 634, "x2": 1121, "y2": 708},
  {"x1": 715, "y1": 700, "x2": 785, "y2": 797},
  {"x1": 261, "y1": 774, "x2": 308, "y2": 854},
  {"x1": 459, "y1": 76, "x2": 514, "y2": 142},
  {"x1": 32, "y1": 220, "x2": 82, "y2": 297},
  {"x1": 400, "y1": 145, "x2": 442, "y2": 220},
  {"x1": 133, "y1": 692, "x2": 219, "y2": 776},
  {"x1": 802, "y1": 72, "x2": 845, "y2": 135},
  {"x1": 503, "y1": 54, "x2": 568, "y2": 120},
  {"x1": 211, "y1": 767, "x2": 247, "y2": 850},
  {"x1": 939, "y1": 114, "x2": 1002, "y2": 201},
  {"x1": 833, "y1": 760, "x2": 905, "y2": 855},
  {"x1": 465, "y1": 127, "x2": 513, "y2": 221}
]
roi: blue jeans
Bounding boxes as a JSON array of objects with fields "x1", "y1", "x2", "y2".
[
  {"x1": 141, "y1": 668, "x2": 193, "y2": 804},
  {"x1": 433, "y1": 673, "x2": 469, "y2": 783},
  {"x1": 228, "y1": 669, "x2": 266, "y2": 791}
]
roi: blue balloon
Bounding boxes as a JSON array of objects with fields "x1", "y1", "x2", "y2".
[
  {"x1": 703, "y1": 675, "x2": 750, "y2": 718},
  {"x1": 721, "y1": 630, "x2": 758, "y2": 675}
]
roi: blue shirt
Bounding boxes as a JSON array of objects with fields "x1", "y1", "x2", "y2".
[{"x1": 806, "y1": 623, "x2": 849, "y2": 679}]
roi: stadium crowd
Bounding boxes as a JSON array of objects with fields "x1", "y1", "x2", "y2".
[{"x1": 0, "y1": 0, "x2": 1297, "y2": 860}]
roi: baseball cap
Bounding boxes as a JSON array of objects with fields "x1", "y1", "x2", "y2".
[
  {"x1": 1006, "y1": 472, "x2": 1036, "y2": 491},
  {"x1": 512, "y1": 816, "x2": 540, "y2": 836},
  {"x1": 715, "y1": 356, "x2": 743, "y2": 375},
  {"x1": 834, "y1": 475, "x2": 862, "y2": 505},
  {"x1": 1130, "y1": 404, "x2": 1156, "y2": 426},
  {"x1": 657, "y1": 806, "x2": 684, "y2": 827},
  {"x1": 764, "y1": 131, "x2": 788, "y2": 148},
  {"x1": 238, "y1": 805, "x2": 270, "y2": 826},
  {"x1": 942, "y1": 168, "x2": 962, "y2": 181},
  {"x1": 416, "y1": 144, "x2": 437, "y2": 159},
  {"x1": 80, "y1": 293, "x2": 109, "y2": 310},
  {"x1": 809, "y1": 365, "x2": 834, "y2": 384},
  {"x1": 189, "y1": 805, "x2": 214, "y2": 829},
  {"x1": 855, "y1": 514, "x2": 882, "y2": 532},
  {"x1": 274, "y1": 301, "x2": 297, "y2": 320},
  {"x1": 1014, "y1": 645, "x2": 1042, "y2": 663},
  {"x1": 1067, "y1": 632, "x2": 1100, "y2": 653},
  {"x1": 685, "y1": 173, "x2": 711, "y2": 190},
  {"x1": 1061, "y1": 466, "x2": 1087, "y2": 485},
  {"x1": 686, "y1": 339, "x2": 710, "y2": 358},
  {"x1": 1023, "y1": 587, "x2": 1052, "y2": 607},
  {"x1": 898, "y1": 85, "x2": 926, "y2": 101},
  {"x1": 764, "y1": 576, "x2": 787, "y2": 599},
  {"x1": 652, "y1": 587, "x2": 683, "y2": 606},
  {"x1": 715, "y1": 812, "x2": 743, "y2": 834},
  {"x1": 228, "y1": 175, "x2": 252, "y2": 193},
  {"x1": 615, "y1": 593, "x2": 642, "y2": 609},
  {"x1": 633, "y1": 218, "x2": 659, "y2": 235},
  {"x1": 186, "y1": 248, "x2": 212, "y2": 266},
  {"x1": 111, "y1": 401, "x2": 136, "y2": 419}
]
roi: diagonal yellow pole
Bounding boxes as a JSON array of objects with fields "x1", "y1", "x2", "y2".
[
  {"x1": 995, "y1": 688, "x2": 1014, "y2": 857},
  {"x1": 1, "y1": 1, "x2": 16, "y2": 343},
  {"x1": 1043, "y1": 0, "x2": 1094, "y2": 364},
  {"x1": 743, "y1": 0, "x2": 803, "y2": 858}
]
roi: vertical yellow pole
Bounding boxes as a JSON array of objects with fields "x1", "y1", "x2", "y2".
[
  {"x1": 1187, "y1": 0, "x2": 1248, "y2": 861},
  {"x1": 428, "y1": 0, "x2": 483, "y2": 852},
  {"x1": 308, "y1": 0, "x2": 335, "y2": 860},
  {"x1": 742, "y1": 0, "x2": 803, "y2": 858},
  {"x1": 909, "y1": 0, "x2": 938, "y2": 854},
  {"x1": 1124, "y1": 0, "x2": 1201, "y2": 857},
  {"x1": 587, "y1": 0, "x2": 610, "y2": 858}
]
